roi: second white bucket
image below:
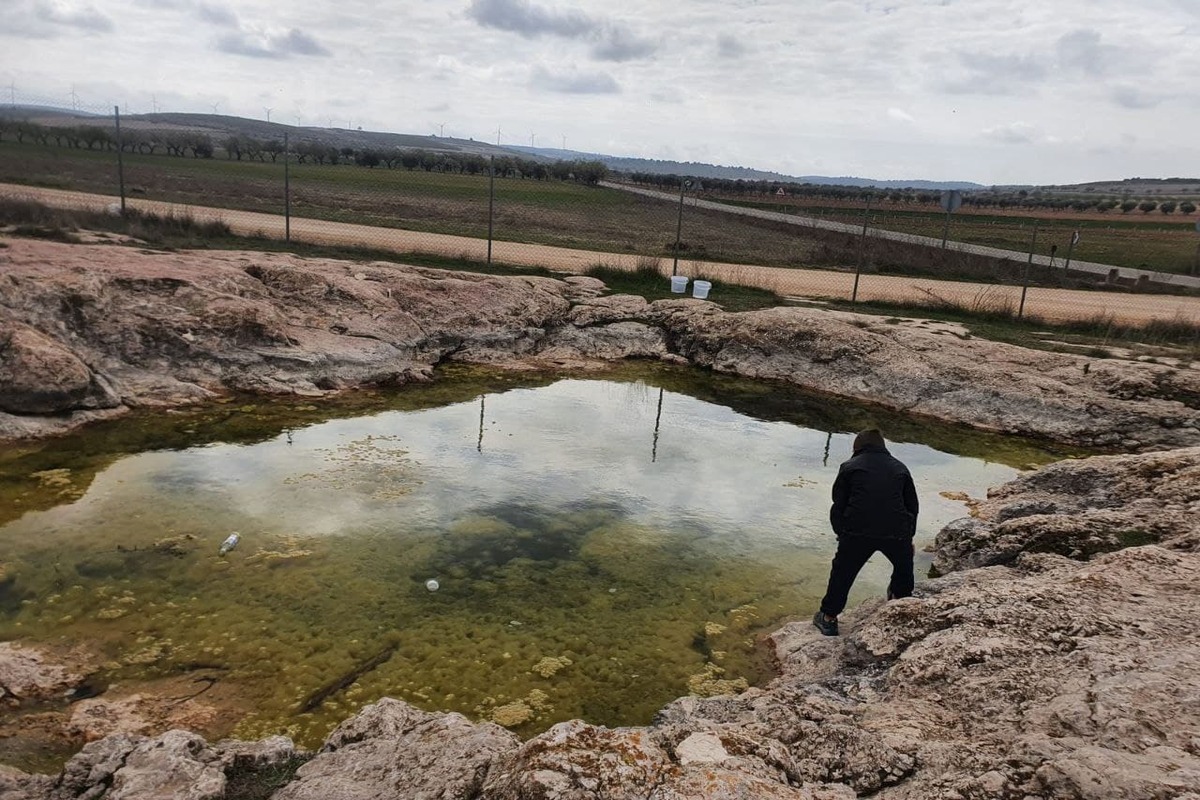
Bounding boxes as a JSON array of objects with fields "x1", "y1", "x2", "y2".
[
  {"x1": 670, "y1": 275, "x2": 689, "y2": 293},
  {"x1": 692, "y1": 280, "x2": 712, "y2": 299}
]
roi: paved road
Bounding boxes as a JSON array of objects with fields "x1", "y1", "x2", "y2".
[
  {"x1": 3, "y1": 183, "x2": 1198, "y2": 327},
  {"x1": 603, "y1": 182, "x2": 1200, "y2": 291}
]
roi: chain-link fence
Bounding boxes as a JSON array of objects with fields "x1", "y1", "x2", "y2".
[{"x1": 1, "y1": 95, "x2": 1198, "y2": 332}]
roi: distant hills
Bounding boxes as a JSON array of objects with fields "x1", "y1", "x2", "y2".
[
  {"x1": 507, "y1": 146, "x2": 983, "y2": 190},
  {"x1": 9, "y1": 105, "x2": 1193, "y2": 192}
]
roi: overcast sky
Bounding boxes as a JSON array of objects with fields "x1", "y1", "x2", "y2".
[{"x1": 5, "y1": 0, "x2": 1199, "y2": 185}]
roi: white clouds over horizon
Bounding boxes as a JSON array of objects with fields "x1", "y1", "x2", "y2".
[{"x1": 2, "y1": 0, "x2": 1198, "y2": 184}]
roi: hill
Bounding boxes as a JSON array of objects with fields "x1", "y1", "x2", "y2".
[{"x1": 506, "y1": 145, "x2": 983, "y2": 190}]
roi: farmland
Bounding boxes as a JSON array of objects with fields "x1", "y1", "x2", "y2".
[{"x1": 1, "y1": 137, "x2": 1198, "y2": 277}]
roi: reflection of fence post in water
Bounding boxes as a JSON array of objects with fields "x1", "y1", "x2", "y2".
[
  {"x1": 651, "y1": 387, "x2": 664, "y2": 462},
  {"x1": 1018, "y1": 221, "x2": 1039, "y2": 320},
  {"x1": 477, "y1": 395, "x2": 486, "y2": 453},
  {"x1": 113, "y1": 106, "x2": 126, "y2": 214},
  {"x1": 822, "y1": 431, "x2": 832, "y2": 467},
  {"x1": 851, "y1": 197, "x2": 871, "y2": 303}
]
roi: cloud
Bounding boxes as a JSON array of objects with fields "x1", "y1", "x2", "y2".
[
  {"x1": 1055, "y1": 29, "x2": 1119, "y2": 77},
  {"x1": 1, "y1": 1, "x2": 115, "y2": 37},
  {"x1": 887, "y1": 107, "x2": 915, "y2": 123},
  {"x1": 716, "y1": 34, "x2": 747, "y2": 59},
  {"x1": 467, "y1": 0, "x2": 656, "y2": 61},
  {"x1": 216, "y1": 27, "x2": 331, "y2": 59},
  {"x1": 1110, "y1": 85, "x2": 1163, "y2": 110},
  {"x1": 468, "y1": 0, "x2": 593, "y2": 37},
  {"x1": 591, "y1": 26, "x2": 656, "y2": 62},
  {"x1": 941, "y1": 51, "x2": 1049, "y2": 96},
  {"x1": 530, "y1": 65, "x2": 619, "y2": 94},
  {"x1": 982, "y1": 122, "x2": 1039, "y2": 144},
  {"x1": 196, "y1": 2, "x2": 238, "y2": 27}
]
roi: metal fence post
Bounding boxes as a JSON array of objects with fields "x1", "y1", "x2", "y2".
[
  {"x1": 851, "y1": 197, "x2": 871, "y2": 303},
  {"x1": 113, "y1": 106, "x2": 126, "y2": 214},
  {"x1": 671, "y1": 178, "x2": 687, "y2": 277},
  {"x1": 487, "y1": 155, "x2": 495, "y2": 266},
  {"x1": 283, "y1": 131, "x2": 291, "y2": 242},
  {"x1": 1018, "y1": 221, "x2": 1039, "y2": 320}
]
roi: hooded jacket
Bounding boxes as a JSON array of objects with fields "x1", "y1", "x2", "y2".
[{"x1": 829, "y1": 444, "x2": 919, "y2": 539}]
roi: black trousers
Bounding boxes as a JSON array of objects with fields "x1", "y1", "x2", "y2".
[{"x1": 819, "y1": 536, "x2": 915, "y2": 617}]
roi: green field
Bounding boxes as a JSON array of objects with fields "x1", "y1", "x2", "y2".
[
  {"x1": 718, "y1": 198, "x2": 1200, "y2": 275},
  {"x1": 0, "y1": 141, "x2": 821, "y2": 268}
]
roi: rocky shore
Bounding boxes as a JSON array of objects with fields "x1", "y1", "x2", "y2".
[
  {"x1": 3, "y1": 238, "x2": 1200, "y2": 798},
  {"x1": 1, "y1": 238, "x2": 1197, "y2": 449}
]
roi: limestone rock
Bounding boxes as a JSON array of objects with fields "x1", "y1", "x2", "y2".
[
  {"x1": 483, "y1": 720, "x2": 677, "y2": 799},
  {"x1": 0, "y1": 642, "x2": 87, "y2": 703},
  {"x1": 0, "y1": 322, "x2": 118, "y2": 414},
  {"x1": 0, "y1": 764, "x2": 53, "y2": 800},
  {"x1": 935, "y1": 447, "x2": 1200, "y2": 572},
  {"x1": 2, "y1": 238, "x2": 1198, "y2": 451},
  {"x1": 103, "y1": 730, "x2": 225, "y2": 800},
  {"x1": 273, "y1": 698, "x2": 518, "y2": 800}
]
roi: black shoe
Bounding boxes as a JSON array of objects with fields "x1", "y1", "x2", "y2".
[{"x1": 812, "y1": 611, "x2": 838, "y2": 636}]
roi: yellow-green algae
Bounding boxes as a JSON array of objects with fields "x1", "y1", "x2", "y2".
[{"x1": 0, "y1": 363, "x2": 1075, "y2": 765}]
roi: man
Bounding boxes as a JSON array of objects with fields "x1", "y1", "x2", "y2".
[{"x1": 813, "y1": 429, "x2": 919, "y2": 636}]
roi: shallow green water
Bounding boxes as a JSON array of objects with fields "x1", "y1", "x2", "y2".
[{"x1": 0, "y1": 364, "x2": 1068, "y2": 754}]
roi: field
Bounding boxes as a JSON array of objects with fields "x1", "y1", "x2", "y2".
[
  {"x1": 715, "y1": 195, "x2": 1200, "y2": 275},
  {"x1": 2, "y1": 139, "x2": 1199, "y2": 281},
  {"x1": 0, "y1": 141, "x2": 821, "y2": 269}
]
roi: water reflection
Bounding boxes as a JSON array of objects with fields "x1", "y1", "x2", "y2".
[{"x1": 0, "y1": 365, "x2": 1066, "y2": 755}]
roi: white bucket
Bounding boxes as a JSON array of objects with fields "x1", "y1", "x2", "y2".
[
  {"x1": 670, "y1": 275, "x2": 689, "y2": 293},
  {"x1": 692, "y1": 280, "x2": 712, "y2": 299}
]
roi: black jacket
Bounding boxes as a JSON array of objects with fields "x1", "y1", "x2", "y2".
[{"x1": 829, "y1": 444, "x2": 919, "y2": 539}]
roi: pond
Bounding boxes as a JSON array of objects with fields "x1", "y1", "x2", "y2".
[{"x1": 0, "y1": 363, "x2": 1069, "y2": 764}]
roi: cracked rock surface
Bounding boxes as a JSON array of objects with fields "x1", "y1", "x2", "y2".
[{"x1": 1, "y1": 238, "x2": 1198, "y2": 450}]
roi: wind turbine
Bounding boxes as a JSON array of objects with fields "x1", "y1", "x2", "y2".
[
  {"x1": 69, "y1": 85, "x2": 79, "y2": 111},
  {"x1": 495, "y1": 125, "x2": 502, "y2": 145},
  {"x1": 530, "y1": 132, "x2": 536, "y2": 147},
  {"x1": 210, "y1": 102, "x2": 220, "y2": 114},
  {"x1": 151, "y1": 94, "x2": 160, "y2": 114},
  {"x1": 264, "y1": 107, "x2": 272, "y2": 122},
  {"x1": 561, "y1": 134, "x2": 566, "y2": 151},
  {"x1": 437, "y1": 122, "x2": 446, "y2": 137}
]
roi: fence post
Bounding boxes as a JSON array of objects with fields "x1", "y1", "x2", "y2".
[
  {"x1": 1017, "y1": 221, "x2": 1039, "y2": 320},
  {"x1": 487, "y1": 155, "x2": 495, "y2": 266},
  {"x1": 851, "y1": 197, "x2": 872, "y2": 303},
  {"x1": 671, "y1": 178, "x2": 688, "y2": 277},
  {"x1": 113, "y1": 106, "x2": 126, "y2": 214},
  {"x1": 283, "y1": 131, "x2": 291, "y2": 242}
]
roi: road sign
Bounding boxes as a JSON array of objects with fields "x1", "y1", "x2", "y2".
[
  {"x1": 940, "y1": 190, "x2": 963, "y2": 213},
  {"x1": 1072, "y1": 230, "x2": 1081, "y2": 245}
]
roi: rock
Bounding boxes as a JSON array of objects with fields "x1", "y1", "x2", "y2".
[
  {"x1": 51, "y1": 732, "x2": 143, "y2": 798},
  {"x1": 0, "y1": 322, "x2": 118, "y2": 414},
  {"x1": 0, "y1": 642, "x2": 87, "y2": 703},
  {"x1": 2, "y1": 239, "x2": 1197, "y2": 450},
  {"x1": 935, "y1": 447, "x2": 1200, "y2": 573},
  {"x1": 273, "y1": 698, "x2": 519, "y2": 800},
  {"x1": 102, "y1": 730, "x2": 225, "y2": 800},
  {"x1": 0, "y1": 764, "x2": 53, "y2": 800},
  {"x1": 483, "y1": 720, "x2": 677, "y2": 799}
]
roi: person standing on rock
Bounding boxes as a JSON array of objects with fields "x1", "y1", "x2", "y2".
[{"x1": 813, "y1": 429, "x2": 919, "y2": 636}]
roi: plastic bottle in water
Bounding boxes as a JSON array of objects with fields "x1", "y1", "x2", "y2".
[{"x1": 218, "y1": 532, "x2": 240, "y2": 555}]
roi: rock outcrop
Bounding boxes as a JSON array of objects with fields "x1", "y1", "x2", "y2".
[
  {"x1": 934, "y1": 446, "x2": 1200, "y2": 573},
  {"x1": 1, "y1": 238, "x2": 1197, "y2": 450},
  {"x1": 6, "y1": 542, "x2": 1198, "y2": 799}
]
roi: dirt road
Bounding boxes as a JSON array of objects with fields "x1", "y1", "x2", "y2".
[{"x1": 4, "y1": 183, "x2": 1198, "y2": 327}]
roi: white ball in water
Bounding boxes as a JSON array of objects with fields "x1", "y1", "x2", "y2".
[{"x1": 425, "y1": 579, "x2": 440, "y2": 592}]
